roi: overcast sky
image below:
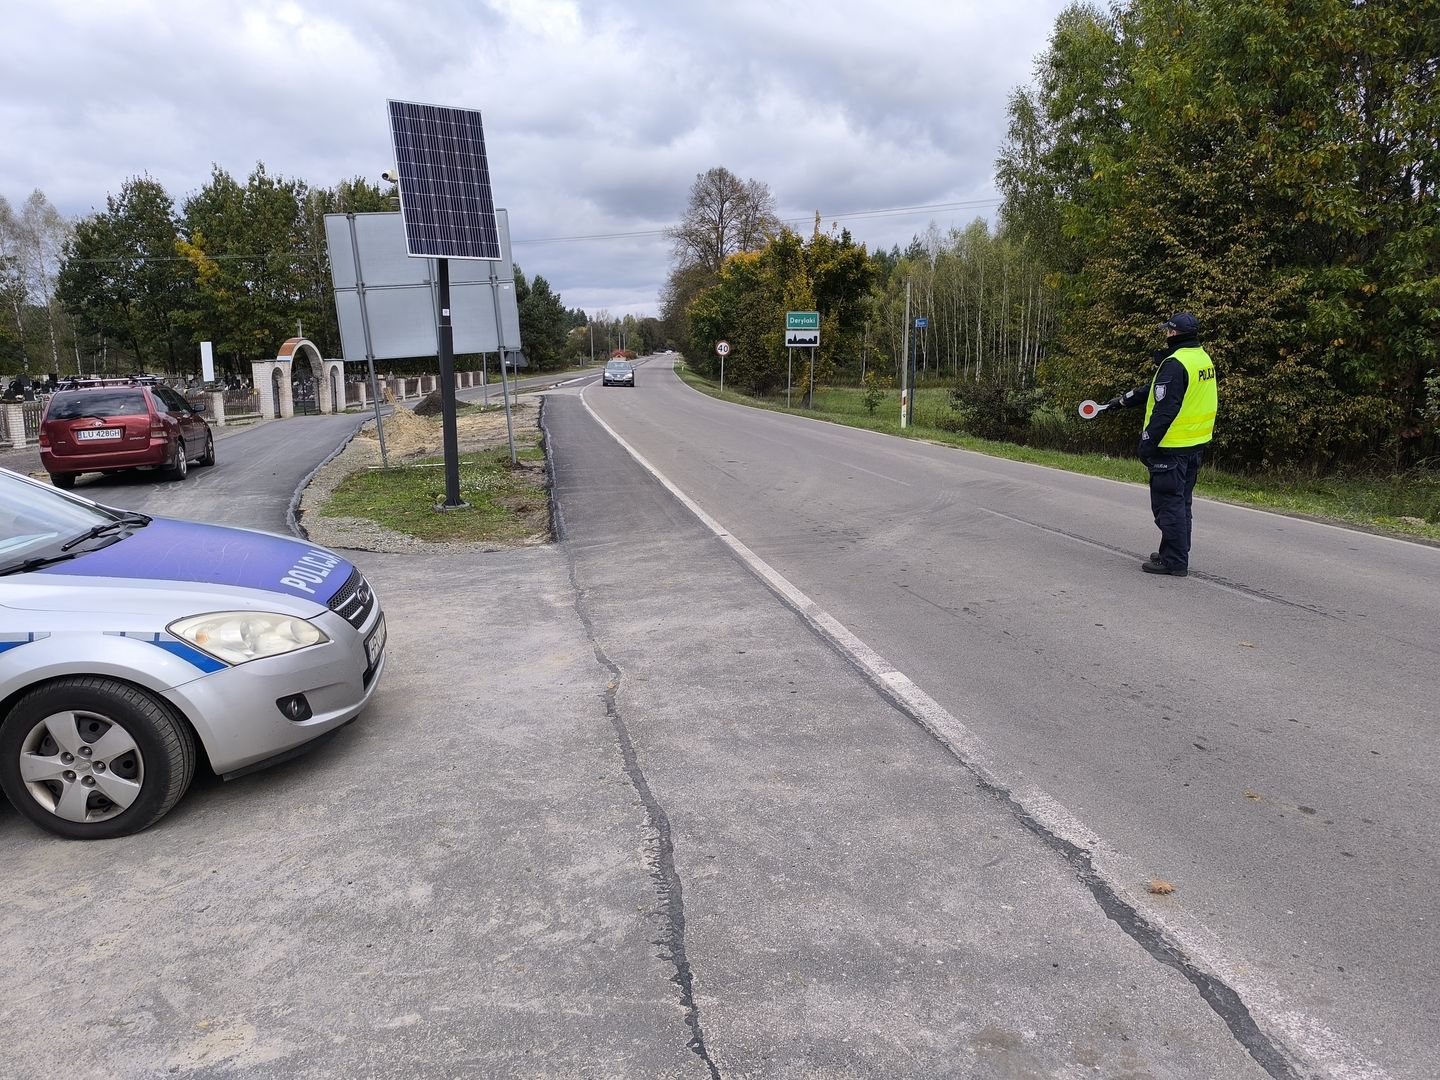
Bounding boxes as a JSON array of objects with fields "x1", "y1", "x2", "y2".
[{"x1": 4, "y1": 0, "x2": 1069, "y2": 318}]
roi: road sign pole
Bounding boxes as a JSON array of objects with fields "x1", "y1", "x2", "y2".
[
  {"x1": 435, "y1": 258, "x2": 466, "y2": 509},
  {"x1": 787, "y1": 347, "x2": 793, "y2": 407},
  {"x1": 911, "y1": 315, "x2": 928, "y2": 427}
]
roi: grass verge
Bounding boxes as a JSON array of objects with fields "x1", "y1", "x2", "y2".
[
  {"x1": 676, "y1": 364, "x2": 1440, "y2": 544},
  {"x1": 320, "y1": 436, "x2": 548, "y2": 545}
]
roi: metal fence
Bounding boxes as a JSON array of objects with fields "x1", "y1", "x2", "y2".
[
  {"x1": 222, "y1": 389, "x2": 260, "y2": 417},
  {"x1": 22, "y1": 399, "x2": 43, "y2": 440}
]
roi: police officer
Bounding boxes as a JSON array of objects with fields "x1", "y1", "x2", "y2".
[{"x1": 1103, "y1": 312, "x2": 1217, "y2": 576}]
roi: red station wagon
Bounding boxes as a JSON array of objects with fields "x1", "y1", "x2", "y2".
[{"x1": 39, "y1": 385, "x2": 215, "y2": 488}]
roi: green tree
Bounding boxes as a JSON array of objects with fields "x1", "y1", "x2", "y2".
[
  {"x1": 294, "y1": 177, "x2": 392, "y2": 359},
  {"x1": 57, "y1": 176, "x2": 191, "y2": 373},
  {"x1": 999, "y1": 0, "x2": 1440, "y2": 470},
  {"x1": 513, "y1": 264, "x2": 569, "y2": 370},
  {"x1": 685, "y1": 222, "x2": 876, "y2": 398},
  {"x1": 177, "y1": 163, "x2": 314, "y2": 378}
]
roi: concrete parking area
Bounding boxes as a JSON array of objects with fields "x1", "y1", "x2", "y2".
[{"x1": 0, "y1": 547, "x2": 698, "y2": 1078}]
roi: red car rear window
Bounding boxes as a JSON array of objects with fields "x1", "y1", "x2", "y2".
[{"x1": 45, "y1": 390, "x2": 149, "y2": 420}]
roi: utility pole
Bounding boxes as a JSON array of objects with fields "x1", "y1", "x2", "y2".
[{"x1": 901, "y1": 281, "x2": 911, "y2": 428}]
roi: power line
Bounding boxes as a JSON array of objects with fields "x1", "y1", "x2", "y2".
[
  {"x1": 62, "y1": 197, "x2": 1005, "y2": 264},
  {"x1": 512, "y1": 198, "x2": 1002, "y2": 246}
]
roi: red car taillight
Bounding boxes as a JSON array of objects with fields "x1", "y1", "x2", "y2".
[
  {"x1": 150, "y1": 419, "x2": 167, "y2": 437},
  {"x1": 38, "y1": 430, "x2": 50, "y2": 448}
]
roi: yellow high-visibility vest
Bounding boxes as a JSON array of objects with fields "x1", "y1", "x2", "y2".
[{"x1": 1145, "y1": 346, "x2": 1217, "y2": 448}]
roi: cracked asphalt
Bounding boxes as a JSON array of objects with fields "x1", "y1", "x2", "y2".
[{"x1": 0, "y1": 388, "x2": 1312, "y2": 1077}]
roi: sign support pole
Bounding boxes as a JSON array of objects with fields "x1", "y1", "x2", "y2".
[
  {"x1": 346, "y1": 213, "x2": 389, "y2": 468},
  {"x1": 435, "y1": 258, "x2": 466, "y2": 508},
  {"x1": 487, "y1": 259, "x2": 517, "y2": 465},
  {"x1": 787, "y1": 347, "x2": 793, "y2": 408}
]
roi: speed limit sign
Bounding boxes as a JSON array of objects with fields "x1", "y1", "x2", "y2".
[{"x1": 715, "y1": 340, "x2": 730, "y2": 356}]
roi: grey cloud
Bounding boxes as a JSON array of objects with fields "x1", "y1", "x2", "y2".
[{"x1": 5, "y1": 0, "x2": 1069, "y2": 317}]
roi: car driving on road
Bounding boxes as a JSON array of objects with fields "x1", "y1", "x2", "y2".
[
  {"x1": 0, "y1": 467, "x2": 386, "y2": 839},
  {"x1": 39, "y1": 383, "x2": 215, "y2": 488},
  {"x1": 601, "y1": 360, "x2": 635, "y2": 387}
]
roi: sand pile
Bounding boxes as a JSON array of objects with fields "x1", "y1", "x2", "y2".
[{"x1": 354, "y1": 400, "x2": 535, "y2": 461}]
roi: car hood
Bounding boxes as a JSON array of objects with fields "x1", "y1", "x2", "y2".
[{"x1": 2, "y1": 518, "x2": 352, "y2": 616}]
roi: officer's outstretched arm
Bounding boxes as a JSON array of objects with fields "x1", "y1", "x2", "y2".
[{"x1": 1107, "y1": 383, "x2": 1149, "y2": 409}]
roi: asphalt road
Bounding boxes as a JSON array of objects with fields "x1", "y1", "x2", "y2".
[
  {"x1": 2, "y1": 355, "x2": 1428, "y2": 1077},
  {"x1": 0, "y1": 366, "x2": 603, "y2": 531},
  {"x1": 580, "y1": 357, "x2": 1439, "y2": 1079}
]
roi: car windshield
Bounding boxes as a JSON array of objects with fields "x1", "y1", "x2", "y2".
[
  {"x1": 0, "y1": 469, "x2": 115, "y2": 564},
  {"x1": 46, "y1": 389, "x2": 148, "y2": 419},
  {"x1": 606, "y1": 361, "x2": 632, "y2": 371}
]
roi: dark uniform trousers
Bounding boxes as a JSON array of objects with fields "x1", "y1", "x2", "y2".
[{"x1": 1148, "y1": 448, "x2": 1205, "y2": 570}]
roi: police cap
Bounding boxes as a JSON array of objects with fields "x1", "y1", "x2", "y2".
[{"x1": 1161, "y1": 312, "x2": 1199, "y2": 335}]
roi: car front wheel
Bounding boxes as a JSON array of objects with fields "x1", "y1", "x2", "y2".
[{"x1": 0, "y1": 678, "x2": 196, "y2": 840}]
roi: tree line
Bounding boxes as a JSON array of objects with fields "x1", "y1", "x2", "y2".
[
  {"x1": 665, "y1": 2, "x2": 1437, "y2": 474},
  {"x1": 0, "y1": 165, "x2": 597, "y2": 384},
  {"x1": 663, "y1": 169, "x2": 1063, "y2": 424},
  {"x1": 998, "y1": 0, "x2": 1437, "y2": 472}
]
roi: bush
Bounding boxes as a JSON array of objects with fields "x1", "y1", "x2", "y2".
[
  {"x1": 932, "y1": 412, "x2": 966, "y2": 433},
  {"x1": 862, "y1": 370, "x2": 892, "y2": 416},
  {"x1": 1026, "y1": 402, "x2": 1080, "y2": 451},
  {"x1": 948, "y1": 382, "x2": 1046, "y2": 441}
]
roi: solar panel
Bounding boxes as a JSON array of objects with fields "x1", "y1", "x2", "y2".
[{"x1": 387, "y1": 100, "x2": 501, "y2": 261}]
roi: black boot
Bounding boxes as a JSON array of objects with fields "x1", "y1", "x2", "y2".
[{"x1": 1142, "y1": 558, "x2": 1187, "y2": 577}]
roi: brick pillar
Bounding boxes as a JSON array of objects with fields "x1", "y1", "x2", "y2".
[
  {"x1": 3, "y1": 404, "x2": 25, "y2": 448},
  {"x1": 208, "y1": 391, "x2": 226, "y2": 427}
]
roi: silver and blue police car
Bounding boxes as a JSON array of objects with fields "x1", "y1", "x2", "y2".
[{"x1": 0, "y1": 466, "x2": 386, "y2": 839}]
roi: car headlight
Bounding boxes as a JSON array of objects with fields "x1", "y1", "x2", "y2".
[{"x1": 168, "y1": 612, "x2": 329, "y2": 666}]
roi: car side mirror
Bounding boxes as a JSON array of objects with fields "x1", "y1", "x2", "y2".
[{"x1": 191, "y1": 402, "x2": 205, "y2": 413}]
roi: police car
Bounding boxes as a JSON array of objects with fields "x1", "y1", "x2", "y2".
[{"x1": 0, "y1": 466, "x2": 386, "y2": 839}]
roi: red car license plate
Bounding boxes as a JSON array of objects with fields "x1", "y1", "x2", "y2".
[{"x1": 75, "y1": 428, "x2": 123, "y2": 441}]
